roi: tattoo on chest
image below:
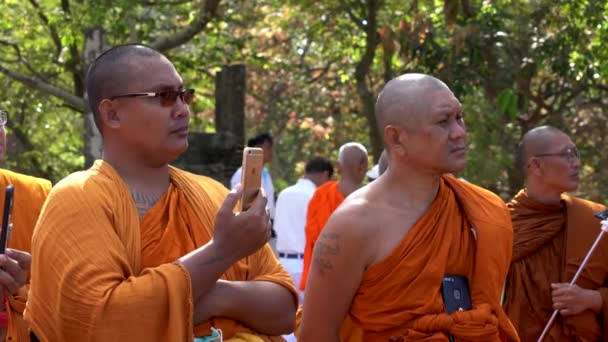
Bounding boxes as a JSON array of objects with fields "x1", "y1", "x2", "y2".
[
  {"x1": 130, "y1": 190, "x2": 162, "y2": 217},
  {"x1": 313, "y1": 232, "x2": 341, "y2": 276}
]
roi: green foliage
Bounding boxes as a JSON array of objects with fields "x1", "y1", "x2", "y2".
[{"x1": 0, "y1": 0, "x2": 607, "y2": 201}]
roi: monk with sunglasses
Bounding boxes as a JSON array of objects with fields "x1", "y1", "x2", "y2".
[
  {"x1": 25, "y1": 44, "x2": 297, "y2": 342},
  {"x1": 504, "y1": 126, "x2": 608, "y2": 341}
]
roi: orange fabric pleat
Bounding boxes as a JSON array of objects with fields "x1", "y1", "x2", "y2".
[{"x1": 300, "y1": 181, "x2": 344, "y2": 290}]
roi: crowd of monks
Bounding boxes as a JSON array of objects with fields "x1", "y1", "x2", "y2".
[{"x1": 0, "y1": 43, "x2": 605, "y2": 342}]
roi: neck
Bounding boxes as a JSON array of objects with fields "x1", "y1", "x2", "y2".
[
  {"x1": 338, "y1": 177, "x2": 361, "y2": 198},
  {"x1": 525, "y1": 180, "x2": 563, "y2": 204},
  {"x1": 380, "y1": 164, "x2": 442, "y2": 212},
  {"x1": 104, "y1": 147, "x2": 170, "y2": 194}
]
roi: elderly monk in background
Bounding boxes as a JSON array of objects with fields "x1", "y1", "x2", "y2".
[
  {"x1": 298, "y1": 74, "x2": 519, "y2": 341},
  {"x1": 299, "y1": 142, "x2": 368, "y2": 291},
  {"x1": 25, "y1": 44, "x2": 297, "y2": 342},
  {"x1": 504, "y1": 126, "x2": 608, "y2": 342},
  {"x1": 0, "y1": 109, "x2": 50, "y2": 342}
]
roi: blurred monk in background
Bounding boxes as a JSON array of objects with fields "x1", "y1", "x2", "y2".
[{"x1": 504, "y1": 126, "x2": 608, "y2": 341}]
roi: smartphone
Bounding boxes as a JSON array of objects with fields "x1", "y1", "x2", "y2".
[
  {"x1": 441, "y1": 275, "x2": 472, "y2": 342},
  {"x1": 0, "y1": 185, "x2": 15, "y2": 254},
  {"x1": 594, "y1": 210, "x2": 608, "y2": 221},
  {"x1": 239, "y1": 147, "x2": 264, "y2": 212}
]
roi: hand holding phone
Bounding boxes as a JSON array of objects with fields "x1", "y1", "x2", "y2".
[
  {"x1": 239, "y1": 147, "x2": 264, "y2": 212},
  {"x1": 0, "y1": 185, "x2": 15, "y2": 254}
]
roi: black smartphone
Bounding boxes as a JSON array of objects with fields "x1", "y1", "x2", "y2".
[
  {"x1": 0, "y1": 185, "x2": 15, "y2": 254},
  {"x1": 593, "y1": 210, "x2": 608, "y2": 221},
  {"x1": 441, "y1": 275, "x2": 472, "y2": 342}
]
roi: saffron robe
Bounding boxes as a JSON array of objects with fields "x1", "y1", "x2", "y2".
[
  {"x1": 300, "y1": 180, "x2": 344, "y2": 290},
  {"x1": 504, "y1": 190, "x2": 608, "y2": 342},
  {"x1": 298, "y1": 176, "x2": 519, "y2": 341},
  {"x1": 25, "y1": 161, "x2": 296, "y2": 341},
  {"x1": 0, "y1": 169, "x2": 51, "y2": 342}
]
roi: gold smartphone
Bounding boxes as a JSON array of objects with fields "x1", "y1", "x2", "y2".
[{"x1": 240, "y1": 147, "x2": 264, "y2": 211}]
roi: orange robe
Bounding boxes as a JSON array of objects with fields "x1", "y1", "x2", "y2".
[
  {"x1": 504, "y1": 190, "x2": 608, "y2": 342},
  {"x1": 300, "y1": 176, "x2": 519, "y2": 341},
  {"x1": 0, "y1": 169, "x2": 51, "y2": 342},
  {"x1": 300, "y1": 180, "x2": 344, "y2": 291},
  {"x1": 25, "y1": 160, "x2": 296, "y2": 341}
]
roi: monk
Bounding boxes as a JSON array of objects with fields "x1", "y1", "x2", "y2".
[
  {"x1": 25, "y1": 44, "x2": 297, "y2": 341},
  {"x1": 503, "y1": 126, "x2": 608, "y2": 341},
  {"x1": 300, "y1": 142, "x2": 368, "y2": 291},
  {"x1": 0, "y1": 109, "x2": 50, "y2": 342},
  {"x1": 298, "y1": 74, "x2": 519, "y2": 341}
]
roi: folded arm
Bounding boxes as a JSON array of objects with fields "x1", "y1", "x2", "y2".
[{"x1": 198, "y1": 279, "x2": 296, "y2": 335}]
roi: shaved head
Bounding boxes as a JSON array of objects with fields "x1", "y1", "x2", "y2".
[
  {"x1": 517, "y1": 125, "x2": 569, "y2": 175},
  {"x1": 375, "y1": 73, "x2": 450, "y2": 131},
  {"x1": 86, "y1": 44, "x2": 166, "y2": 134},
  {"x1": 338, "y1": 142, "x2": 368, "y2": 183},
  {"x1": 338, "y1": 142, "x2": 368, "y2": 165}
]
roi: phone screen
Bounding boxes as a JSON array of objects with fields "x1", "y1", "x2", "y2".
[
  {"x1": 0, "y1": 185, "x2": 15, "y2": 254},
  {"x1": 239, "y1": 148, "x2": 264, "y2": 211}
]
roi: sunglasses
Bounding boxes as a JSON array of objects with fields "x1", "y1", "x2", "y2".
[{"x1": 110, "y1": 89, "x2": 195, "y2": 107}]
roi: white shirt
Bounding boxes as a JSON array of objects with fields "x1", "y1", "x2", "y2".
[
  {"x1": 273, "y1": 178, "x2": 317, "y2": 253},
  {"x1": 231, "y1": 166, "x2": 275, "y2": 218}
]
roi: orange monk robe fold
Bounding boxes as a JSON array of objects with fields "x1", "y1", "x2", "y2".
[
  {"x1": 0, "y1": 169, "x2": 51, "y2": 342},
  {"x1": 300, "y1": 180, "x2": 344, "y2": 291},
  {"x1": 25, "y1": 160, "x2": 296, "y2": 342},
  {"x1": 299, "y1": 176, "x2": 519, "y2": 341},
  {"x1": 504, "y1": 191, "x2": 608, "y2": 342}
]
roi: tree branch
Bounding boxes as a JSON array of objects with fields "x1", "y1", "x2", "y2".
[
  {"x1": 340, "y1": 0, "x2": 367, "y2": 31},
  {"x1": 150, "y1": 0, "x2": 222, "y2": 52},
  {"x1": 0, "y1": 64, "x2": 84, "y2": 112},
  {"x1": 28, "y1": 0, "x2": 63, "y2": 60}
]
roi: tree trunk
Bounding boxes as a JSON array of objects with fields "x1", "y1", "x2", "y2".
[
  {"x1": 82, "y1": 27, "x2": 107, "y2": 167},
  {"x1": 354, "y1": 0, "x2": 383, "y2": 162}
]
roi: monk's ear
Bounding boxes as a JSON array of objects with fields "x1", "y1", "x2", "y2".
[
  {"x1": 528, "y1": 157, "x2": 542, "y2": 176},
  {"x1": 99, "y1": 99, "x2": 122, "y2": 131},
  {"x1": 384, "y1": 125, "x2": 406, "y2": 157}
]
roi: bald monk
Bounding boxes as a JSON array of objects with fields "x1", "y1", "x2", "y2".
[
  {"x1": 300, "y1": 142, "x2": 368, "y2": 291},
  {"x1": 504, "y1": 126, "x2": 608, "y2": 341},
  {"x1": 298, "y1": 74, "x2": 519, "y2": 341},
  {"x1": 25, "y1": 44, "x2": 297, "y2": 341},
  {"x1": 0, "y1": 109, "x2": 49, "y2": 342}
]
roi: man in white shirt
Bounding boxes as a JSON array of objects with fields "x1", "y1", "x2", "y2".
[
  {"x1": 274, "y1": 157, "x2": 334, "y2": 292},
  {"x1": 231, "y1": 132, "x2": 276, "y2": 218}
]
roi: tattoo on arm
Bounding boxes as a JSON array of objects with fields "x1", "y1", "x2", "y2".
[
  {"x1": 130, "y1": 190, "x2": 162, "y2": 217},
  {"x1": 312, "y1": 232, "x2": 341, "y2": 277}
]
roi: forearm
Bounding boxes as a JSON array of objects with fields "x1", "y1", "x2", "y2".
[
  {"x1": 176, "y1": 241, "x2": 237, "y2": 306},
  {"x1": 208, "y1": 280, "x2": 296, "y2": 335}
]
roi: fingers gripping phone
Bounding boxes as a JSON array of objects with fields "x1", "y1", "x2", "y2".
[
  {"x1": 0, "y1": 185, "x2": 15, "y2": 254},
  {"x1": 239, "y1": 147, "x2": 264, "y2": 212}
]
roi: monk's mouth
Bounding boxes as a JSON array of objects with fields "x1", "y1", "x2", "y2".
[
  {"x1": 450, "y1": 147, "x2": 466, "y2": 154},
  {"x1": 170, "y1": 127, "x2": 189, "y2": 135}
]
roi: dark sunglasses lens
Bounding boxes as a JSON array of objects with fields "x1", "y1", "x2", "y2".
[
  {"x1": 182, "y1": 89, "x2": 194, "y2": 105},
  {"x1": 159, "y1": 91, "x2": 179, "y2": 107}
]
